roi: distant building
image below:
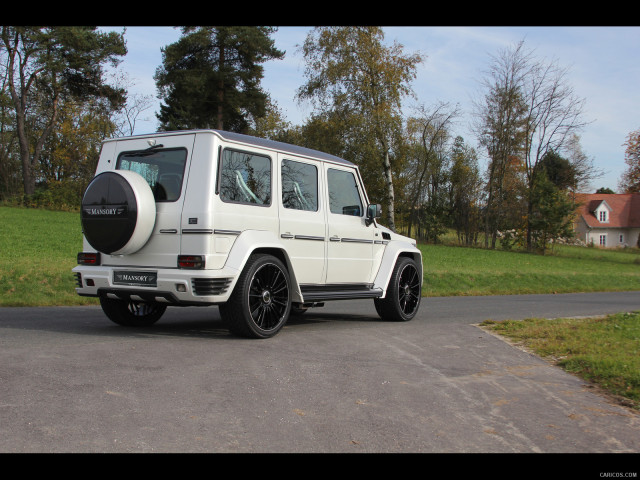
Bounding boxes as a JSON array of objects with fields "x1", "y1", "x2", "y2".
[{"x1": 574, "y1": 193, "x2": 640, "y2": 248}]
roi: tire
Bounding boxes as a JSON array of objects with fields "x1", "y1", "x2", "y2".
[
  {"x1": 219, "y1": 254, "x2": 291, "y2": 338},
  {"x1": 374, "y1": 256, "x2": 422, "y2": 322},
  {"x1": 99, "y1": 297, "x2": 167, "y2": 327},
  {"x1": 81, "y1": 170, "x2": 156, "y2": 255}
]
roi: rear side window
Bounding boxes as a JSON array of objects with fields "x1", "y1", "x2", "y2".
[
  {"x1": 117, "y1": 148, "x2": 187, "y2": 202},
  {"x1": 219, "y1": 149, "x2": 271, "y2": 206},
  {"x1": 327, "y1": 168, "x2": 363, "y2": 216},
  {"x1": 281, "y1": 159, "x2": 318, "y2": 212}
]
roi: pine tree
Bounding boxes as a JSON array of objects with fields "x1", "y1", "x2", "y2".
[{"x1": 154, "y1": 27, "x2": 284, "y2": 133}]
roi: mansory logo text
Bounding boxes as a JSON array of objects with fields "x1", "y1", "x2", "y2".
[
  {"x1": 118, "y1": 274, "x2": 152, "y2": 282},
  {"x1": 113, "y1": 271, "x2": 157, "y2": 286},
  {"x1": 83, "y1": 206, "x2": 127, "y2": 216}
]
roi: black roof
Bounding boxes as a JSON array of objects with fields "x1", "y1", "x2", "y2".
[
  {"x1": 114, "y1": 129, "x2": 355, "y2": 167},
  {"x1": 215, "y1": 130, "x2": 355, "y2": 166}
]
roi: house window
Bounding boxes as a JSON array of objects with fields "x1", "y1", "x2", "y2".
[
  {"x1": 620, "y1": 234, "x2": 624, "y2": 243},
  {"x1": 599, "y1": 210, "x2": 607, "y2": 222},
  {"x1": 599, "y1": 234, "x2": 607, "y2": 246}
]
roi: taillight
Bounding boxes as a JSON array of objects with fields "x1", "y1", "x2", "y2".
[
  {"x1": 77, "y1": 252, "x2": 100, "y2": 265},
  {"x1": 178, "y1": 255, "x2": 205, "y2": 269}
]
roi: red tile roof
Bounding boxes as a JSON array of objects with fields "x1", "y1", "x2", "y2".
[{"x1": 576, "y1": 193, "x2": 640, "y2": 228}]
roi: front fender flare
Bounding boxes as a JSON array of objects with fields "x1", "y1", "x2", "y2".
[{"x1": 373, "y1": 241, "x2": 423, "y2": 298}]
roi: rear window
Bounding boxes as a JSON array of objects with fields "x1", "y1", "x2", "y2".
[{"x1": 116, "y1": 148, "x2": 188, "y2": 202}]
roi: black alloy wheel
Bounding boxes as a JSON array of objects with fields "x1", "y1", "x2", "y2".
[
  {"x1": 396, "y1": 260, "x2": 421, "y2": 317},
  {"x1": 220, "y1": 254, "x2": 291, "y2": 338},
  {"x1": 374, "y1": 256, "x2": 422, "y2": 322}
]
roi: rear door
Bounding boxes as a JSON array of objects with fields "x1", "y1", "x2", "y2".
[
  {"x1": 103, "y1": 133, "x2": 196, "y2": 268},
  {"x1": 277, "y1": 154, "x2": 326, "y2": 285}
]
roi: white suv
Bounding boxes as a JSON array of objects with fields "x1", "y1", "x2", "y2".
[{"x1": 73, "y1": 130, "x2": 422, "y2": 338}]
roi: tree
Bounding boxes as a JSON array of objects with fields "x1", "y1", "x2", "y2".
[
  {"x1": 297, "y1": 27, "x2": 423, "y2": 231},
  {"x1": 449, "y1": 136, "x2": 482, "y2": 245},
  {"x1": 520, "y1": 48, "x2": 588, "y2": 251},
  {"x1": 404, "y1": 102, "x2": 459, "y2": 241},
  {"x1": 473, "y1": 41, "x2": 530, "y2": 248},
  {"x1": 564, "y1": 133, "x2": 602, "y2": 193},
  {"x1": 0, "y1": 26, "x2": 126, "y2": 199},
  {"x1": 596, "y1": 187, "x2": 615, "y2": 194},
  {"x1": 539, "y1": 149, "x2": 577, "y2": 191},
  {"x1": 619, "y1": 128, "x2": 640, "y2": 193},
  {"x1": 528, "y1": 169, "x2": 576, "y2": 254},
  {"x1": 155, "y1": 26, "x2": 284, "y2": 133},
  {"x1": 109, "y1": 70, "x2": 153, "y2": 137}
]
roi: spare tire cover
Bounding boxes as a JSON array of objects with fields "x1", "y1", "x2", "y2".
[{"x1": 81, "y1": 170, "x2": 156, "y2": 255}]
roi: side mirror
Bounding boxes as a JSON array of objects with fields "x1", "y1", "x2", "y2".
[{"x1": 366, "y1": 203, "x2": 382, "y2": 226}]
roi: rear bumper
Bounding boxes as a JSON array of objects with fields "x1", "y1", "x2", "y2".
[{"x1": 72, "y1": 265, "x2": 239, "y2": 305}]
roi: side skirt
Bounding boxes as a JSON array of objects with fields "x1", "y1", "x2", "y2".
[{"x1": 300, "y1": 283, "x2": 383, "y2": 302}]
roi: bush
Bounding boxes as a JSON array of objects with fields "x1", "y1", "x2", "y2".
[{"x1": 28, "y1": 180, "x2": 84, "y2": 211}]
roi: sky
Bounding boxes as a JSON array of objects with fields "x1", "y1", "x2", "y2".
[{"x1": 101, "y1": 26, "x2": 640, "y2": 192}]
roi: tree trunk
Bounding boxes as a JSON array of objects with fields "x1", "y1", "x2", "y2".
[
  {"x1": 382, "y1": 149, "x2": 395, "y2": 231},
  {"x1": 216, "y1": 45, "x2": 225, "y2": 130}
]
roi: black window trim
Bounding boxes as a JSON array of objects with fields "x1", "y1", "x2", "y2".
[
  {"x1": 281, "y1": 157, "x2": 320, "y2": 213},
  {"x1": 116, "y1": 146, "x2": 189, "y2": 203},
  {"x1": 327, "y1": 166, "x2": 365, "y2": 218},
  {"x1": 217, "y1": 146, "x2": 273, "y2": 208}
]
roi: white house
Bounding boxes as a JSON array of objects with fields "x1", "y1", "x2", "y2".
[{"x1": 574, "y1": 193, "x2": 640, "y2": 248}]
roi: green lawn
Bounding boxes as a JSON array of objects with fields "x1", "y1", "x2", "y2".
[
  {"x1": 0, "y1": 207, "x2": 95, "y2": 306},
  {"x1": 419, "y1": 243, "x2": 640, "y2": 296}
]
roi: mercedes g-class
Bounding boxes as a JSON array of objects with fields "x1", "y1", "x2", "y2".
[{"x1": 73, "y1": 130, "x2": 422, "y2": 338}]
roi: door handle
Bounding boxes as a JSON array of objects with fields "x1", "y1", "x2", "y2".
[{"x1": 330, "y1": 235, "x2": 341, "y2": 242}]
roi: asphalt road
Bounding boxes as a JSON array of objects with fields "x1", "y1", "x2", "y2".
[{"x1": 1, "y1": 291, "x2": 639, "y2": 456}]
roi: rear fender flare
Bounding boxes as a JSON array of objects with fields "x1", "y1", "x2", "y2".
[{"x1": 224, "y1": 230, "x2": 303, "y2": 303}]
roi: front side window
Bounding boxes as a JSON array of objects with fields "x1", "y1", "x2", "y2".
[
  {"x1": 219, "y1": 149, "x2": 271, "y2": 206},
  {"x1": 327, "y1": 168, "x2": 363, "y2": 216},
  {"x1": 117, "y1": 148, "x2": 187, "y2": 202},
  {"x1": 281, "y1": 159, "x2": 318, "y2": 211}
]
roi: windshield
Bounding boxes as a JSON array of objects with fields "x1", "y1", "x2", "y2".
[{"x1": 116, "y1": 148, "x2": 188, "y2": 202}]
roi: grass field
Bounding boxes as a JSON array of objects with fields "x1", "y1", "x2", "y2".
[
  {"x1": 0, "y1": 207, "x2": 96, "y2": 306},
  {"x1": 419, "y1": 242, "x2": 640, "y2": 296},
  {"x1": 1, "y1": 205, "x2": 640, "y2": 306}
]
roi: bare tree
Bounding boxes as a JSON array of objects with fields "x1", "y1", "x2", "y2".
[
  {"x1": 521, "y1": 53, "x2": 589, "y2": 250},
  {"x1": 472, "y1": 40, "x2": 530, "y2": 248},
  {"x1": 565, "y1": 133, "x2": 604, "y2": 194},
  {"x1": 404, "y1": 101, "x2": 459, "y2": 239},
  {"x1": 473, "y1": 40, "x2": 589, "y2": 250},
  {"x1": 108, "y1": 70, "x2": 154, "y2": 137}
]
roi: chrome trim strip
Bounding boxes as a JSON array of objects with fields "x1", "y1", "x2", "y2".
[
  {"x1": 341, "y1": 237, "x2": 374, "y2": 244},
  {"x1": 182, "y1": 229, "x2": 214, "y2": 234},
  {"x1": 159, "y1": 229, "x2": 178, "y2": 234},
  {"x1": 280, "y1": 233, "x2": 294, "y2": 239},
  {"x1": 294, "y1": 235, "x2": 325, "y2": 241},
  {"x1": 213, "y1": 229, "x2": 242, "y2": 235}
]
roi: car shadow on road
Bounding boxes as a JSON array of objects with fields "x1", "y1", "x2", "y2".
[{"x1": 0, "y1": 305, "x2": 386, "y2": 341}]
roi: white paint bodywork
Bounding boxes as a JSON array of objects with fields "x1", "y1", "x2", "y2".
[{"x1": 73, "y1": 130, "x2": 422, "y2": 305}]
